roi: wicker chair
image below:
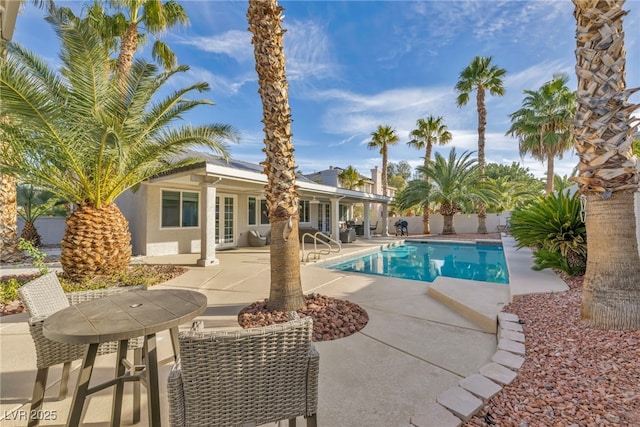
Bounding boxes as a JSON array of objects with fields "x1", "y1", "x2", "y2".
[
  {"x1": 167, "y1": 313, "x2": 319, "y2": 427},
  {"x1": 18, "y1": 273, "x2": 145, "y2": 427}
]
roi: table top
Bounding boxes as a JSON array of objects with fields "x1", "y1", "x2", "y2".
[{"x1": 43, "y1": 289, "x2": 207, "y2": 345}]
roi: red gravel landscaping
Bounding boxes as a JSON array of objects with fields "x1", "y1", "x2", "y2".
[{"x1": 464, "y1": 274, "x2": 640, "y2": 427}]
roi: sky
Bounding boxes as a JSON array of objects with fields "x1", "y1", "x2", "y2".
[{"x1": 12, "y1": 0, "x2": 640, "y2": 181}]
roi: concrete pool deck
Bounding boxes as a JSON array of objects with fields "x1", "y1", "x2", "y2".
[{"x1": 0, "y1": 234, "x2": 568, "y2": 426}]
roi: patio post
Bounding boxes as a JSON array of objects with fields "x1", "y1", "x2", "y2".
[
  {"x1": 197, "y1": 181, "x2": 219, "y2": 266},
  {"x1": 363, "y1": 201, "x2": 371, "y2": 239}
]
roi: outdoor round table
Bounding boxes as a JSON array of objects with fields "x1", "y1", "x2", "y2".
[{"x1": 43, "y1": 289, "x2": 207, "y2": 427}]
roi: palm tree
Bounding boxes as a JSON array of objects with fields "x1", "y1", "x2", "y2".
[
  {"x1": 408, "y1": 115, "x2": 452, "y2": 234},
  {"x1": 60, "y1": 0, "x2": 189, "y2": 85},
  {"x1": 368, "y1": 125, "x2": 399, "y2": 237},
  {"x1": 572, "y1": 0, "x2": 640, "y2": 329},
  {"x1": 396, "y1": 149, "x2": 492, "y2": 235},
  {"x1": 484, "y1": 176, "x2": 541, "y2": 213},
  {"x1": 455, "y1": 56, "x2": 506, "y2": 233},
  {"x1": 116, "y1": 0, "x2": 188, "y2": 77},
  {"x1": 0, "y1": 12, "x2": 235, "y2": 279},
  {"x1": 17, "y1": 184, "x2": 67, "y2": 247},
  {"x1": 507, "y1": 74, "x2": 576, "y2": 194},
  {"x1": 338, "y1": 166, "x2": 364, "y2": 190},
  {"x1": 248, "y1": 0, "x2": 305, "y2": 312}
]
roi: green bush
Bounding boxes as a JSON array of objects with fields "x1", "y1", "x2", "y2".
[
  {"x1": 0, "y1": 278, "x2": 24, "y2": 304},
  {"x1": 509, "y1": 190, "x2": 586, "y2": 276}
]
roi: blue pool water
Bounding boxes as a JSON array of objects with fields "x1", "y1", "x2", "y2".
[{"x1": 325, "y1": 241, "x2": 509, "y2": 284}]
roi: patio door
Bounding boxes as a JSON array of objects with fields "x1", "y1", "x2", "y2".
[
  {"x1": 215, "y1": 194, "x2": 237, "y2": 249},
  {"x1": 316, "y1": 203, "x2": 331, "y2": 235}
]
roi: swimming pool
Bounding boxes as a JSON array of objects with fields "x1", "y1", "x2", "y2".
[{"x1": 325, "y1": 241, "x2": 509, "y2": 284}]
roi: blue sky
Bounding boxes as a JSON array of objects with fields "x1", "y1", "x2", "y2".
[{"x1": 13, "y1": 0, "x2": 640, "y2": 180}]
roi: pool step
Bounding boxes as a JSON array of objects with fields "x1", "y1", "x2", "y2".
[{"x1": 427, "y1": 277, "x2": 510, "y2": 333}]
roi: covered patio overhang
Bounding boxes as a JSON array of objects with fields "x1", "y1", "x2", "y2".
[{"x1": 146, "y1": 160, "x2": 392, "y2": 265}]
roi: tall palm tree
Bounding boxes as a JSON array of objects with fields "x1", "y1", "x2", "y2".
[
  {"x1": 114, "y1": 0, "x2": 188, "y2": 78},
  {"x1": 507, "y1": 74, "x2": 576, "y2": 194},
  {"x1": 572, "y1": 0, "x2": 640, "y2": 329},
  {"x1": 63, "y1": 0, "x2": 189, "y2": 85},
  {"x1": 396, "y1": 149, "x2": 493, "y2": 235},
  {"x1": 248, "y1": 0, "x2": 305, "y2": 312},
  {"x1": 338, "y1": 166, "x2": 364, "y2": 190},
  {"x1": 0, "y1": 12, "x2": 235, "y2": 279},
  {"x1": 407, "y1": 115, "x2": 452, "y2": 234},
  {"x1": 455, "y1": 56, "x2": 506, "y2": 233},
  {"x1": 368, "y1": 124, "x2": 399, "y2": 237}
]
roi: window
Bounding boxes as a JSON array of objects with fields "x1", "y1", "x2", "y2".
[
  {"x1": 161, "y1": 190, "x2": 199, "y2": 228},
  {"x1": 248, "y1": 197, "x2": 270, "y2": 225},
  {"x1": 299, "y1": 200, "x2": 310, "y2": 223}
]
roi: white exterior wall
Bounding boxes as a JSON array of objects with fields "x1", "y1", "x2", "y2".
[{"x1": 386, "y1": 212, "x2": 511, "y2": 236}]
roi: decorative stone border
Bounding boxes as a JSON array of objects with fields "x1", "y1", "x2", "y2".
[{"x1": 409, "y1": 312, "x2": 525, "y2": 427}]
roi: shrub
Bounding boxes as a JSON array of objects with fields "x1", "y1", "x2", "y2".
[
  {"x1": 509, "y1": 190, "x2": 586, "y2": 276},
  {"x1": 0, "y1": 278, "x2": 23, "y2": 304}
]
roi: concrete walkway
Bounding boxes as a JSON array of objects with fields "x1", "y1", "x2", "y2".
[{"x1": 0, "y1": 235, "x2": 567, "y2": 426}]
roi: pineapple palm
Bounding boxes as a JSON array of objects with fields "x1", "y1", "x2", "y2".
[
  {"x1": 572, "y1": 0, "x2": 640, "y2": 329},
  {"x1": 455, "y1": 56, "x2": 506, "y2": 233},
  {"x1": 368, "y1": 125, "x2": 399, "y2": 237},
  {"x1": 247, "y1": 0, "x2": 305, "y2": 312},
  {"x1": 396, "y1": 149, "x2": 492, "y2": 235},
  {"x1": 17, "y1": 184, "x2": 67, "y2": 247},
  {"x1": 408, "y1": 115, "x2": 452, "y2": 234},
  {"x1": 0, "y1": 11, "x2": 235, "y2": 279}
]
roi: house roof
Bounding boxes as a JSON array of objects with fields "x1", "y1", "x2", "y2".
[{"x1": 147, "y1": 151, "x2": 391, "y2": 205}]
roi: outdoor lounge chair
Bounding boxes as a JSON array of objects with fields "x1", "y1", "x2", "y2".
[
  {"x1": 18, "y1": 273, "x2": 145, "y2": 427},
  {"x1": 167, "y1": 313, "x2": 319, "y2": 427},
  {"x1": 369, "y1": 221, "x2": 379, "y2": 235},
  {"x1": 248, "y1": 229, "x2": 268, "y2": 247}
]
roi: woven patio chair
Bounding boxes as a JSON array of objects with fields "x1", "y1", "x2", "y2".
[
  {"x1": 18, "y1": 272, "x2": 146, "y2": 427},
  {"x1": 167, "y1": 313, "x2": 319, "y2": 427}
]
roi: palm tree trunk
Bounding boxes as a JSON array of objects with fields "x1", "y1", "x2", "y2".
[
  {"x1": 381, "y1": 144, "x2": 389, "y2": 237},
  {"x1": 580, "y1": 193, "x2": 640, "y2": 329},
  {"x1": 422, "y1": 144, "x2": 432, "y2": 234},
  {"x1": 116, "y1": 23, "x2": 138, "y2": 86},
  {"x1": 442, "y1": 215, "x2": 456, "y2": 235},
  {"x1": 546, "y1": 155, "x2": 555, "y2": 194},
  {"x1": 61, "y1": 203, "x2": 131, "y2": 280},
  {"x1": 0, "y1": 111, "x2": 24, "y2": 262},
  {"x1": 248, "y1": 0, "x2": 305, "y2": 312},
  {"x1": 573, "y1": 0, "x2": 640, "y2": 329},
  {"x1": 476, "y1": 88, "x2": 487, "y2": 234},
  {"x1": 0, "y1": 174, "x2": 23, "y2": 262}
]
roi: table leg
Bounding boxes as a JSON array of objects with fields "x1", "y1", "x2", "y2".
[
  {"x1": 145, "y1": 334, "x2": 161, "y2": 426},
  {"x1": 169, "y1": 327, "x2": 180, "y2": 361},
  {"x1": 110, "y1": 339, "x2": 129, "y2": 427},
  {"x1": 67, "y1": 343, "x2": 99, "y2": 427}
]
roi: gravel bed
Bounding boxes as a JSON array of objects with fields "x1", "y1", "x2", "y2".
[
  {"x1": 238, "y1": 293, "x2": 369, "y2": 341},
  {"x1": 464, "y1": 274, "x2": 640, "y2": 426}
]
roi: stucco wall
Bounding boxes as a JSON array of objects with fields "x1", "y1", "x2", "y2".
[
  {"x1": 17, "y1": 217, "x2": 65, "y2": 246},
  {"x1": 384, "y1": 212, "x2": 511, "y2": 236}
]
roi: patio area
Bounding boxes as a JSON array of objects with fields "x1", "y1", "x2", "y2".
[{"x1": 0, "y1": 235, "x2": 567, "y2": 426}]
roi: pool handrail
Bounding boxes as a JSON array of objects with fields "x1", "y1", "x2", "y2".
[{"x1": 301, "y1": 232, "x2": 341, "y2": 262}]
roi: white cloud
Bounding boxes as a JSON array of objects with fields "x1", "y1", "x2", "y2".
[
  {"x1": 284, "y1": 19, "x2": 338, "y2": 82},
  {"x1": 178, "y1": 30, "x2": 253, "y2": 62}
]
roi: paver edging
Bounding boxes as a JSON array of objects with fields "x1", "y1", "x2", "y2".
[{"x1": 411, "y1": 311, "x2": 526, "y2": 425}]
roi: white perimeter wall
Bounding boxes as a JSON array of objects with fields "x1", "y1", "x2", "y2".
[
  {"x1": 17, "y1": 217, "x2": 66, "y2": 246},
  {"x1": 383, "y1": 212, "x2": 511, "y2": 236}
]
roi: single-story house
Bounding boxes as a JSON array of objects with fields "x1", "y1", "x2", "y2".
[{"x1": 116, "y1": 153, "x2": 392, "y2": 266}]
